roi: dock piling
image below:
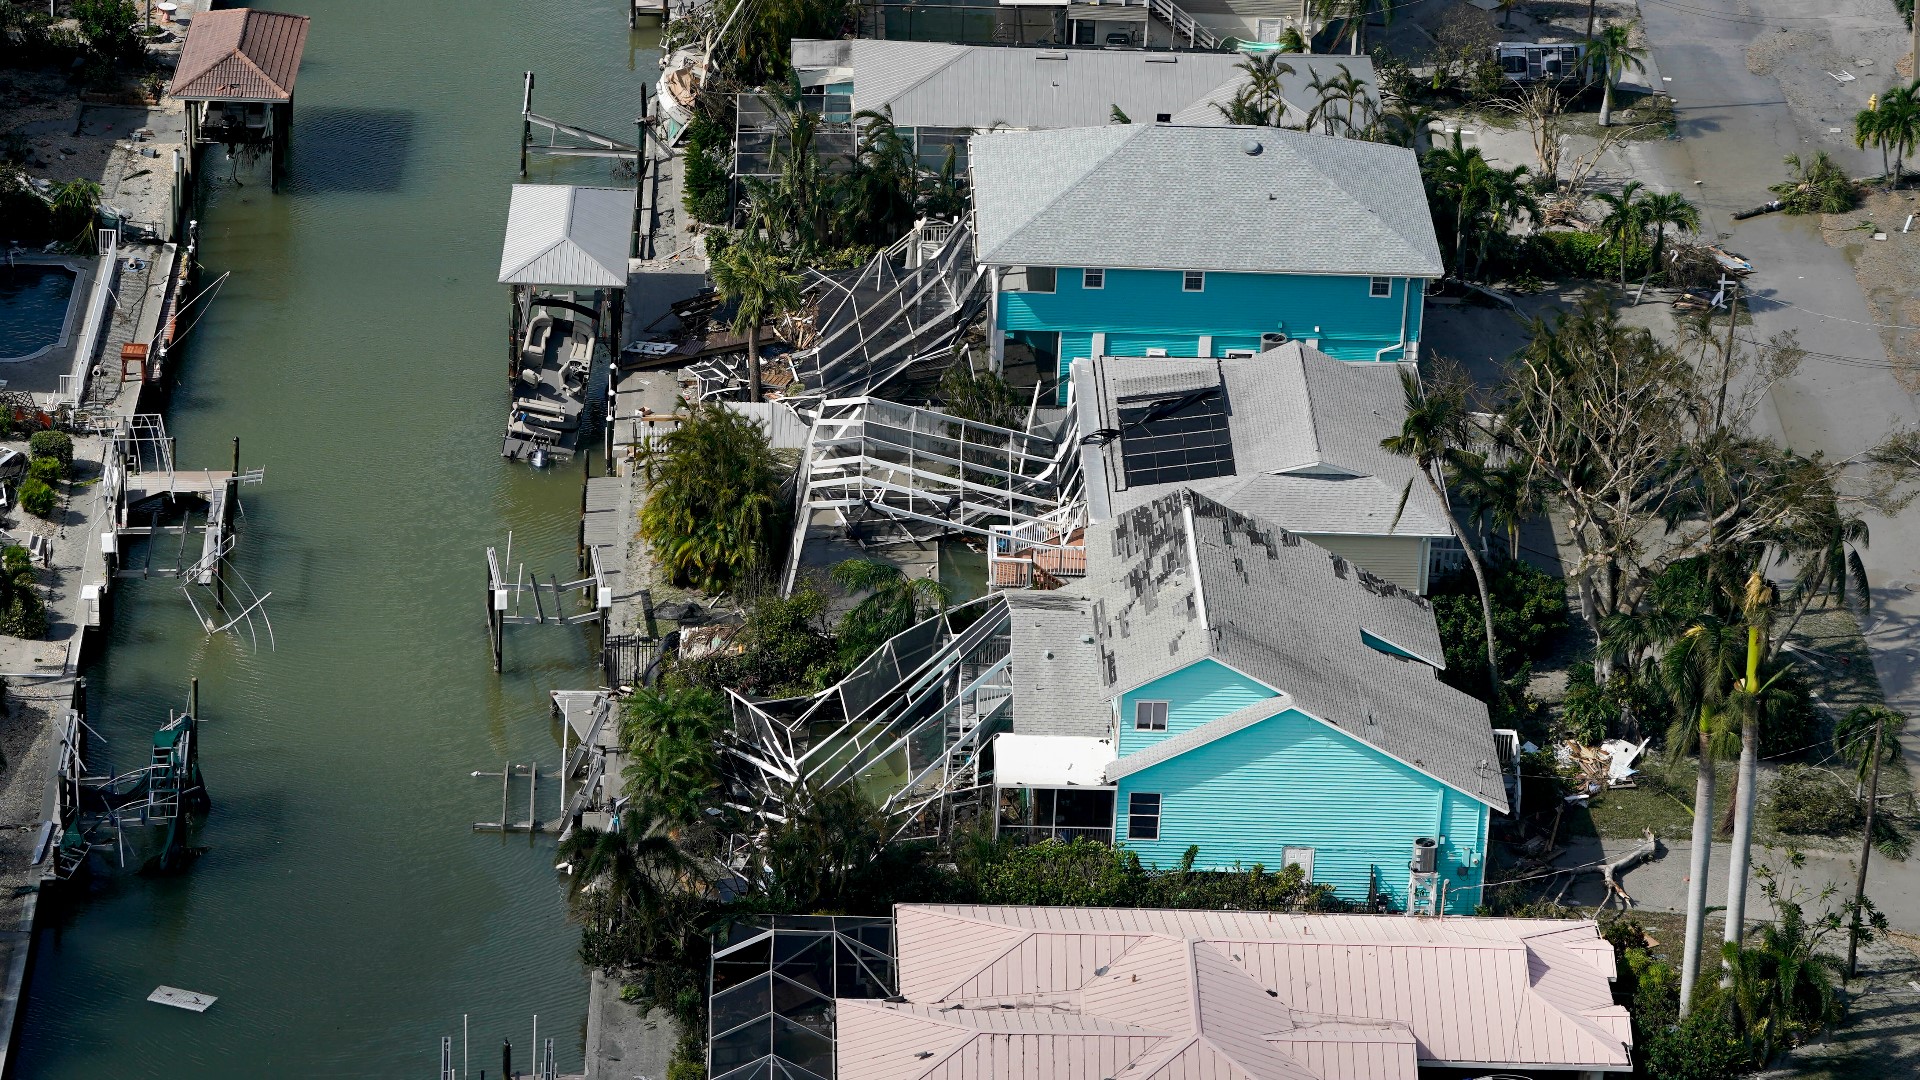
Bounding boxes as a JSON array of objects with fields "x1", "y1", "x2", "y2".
[{"x1": 519, "y1": 72, "x2": 534, "y2": 177}]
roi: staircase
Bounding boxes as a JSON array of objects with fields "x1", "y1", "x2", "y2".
[
  {"x1": 1147, "y1": 0, "x2": 1222, "y2": 50},
  {"x1": 148, "y1": 740, "x2": 180, "y2": 821}
]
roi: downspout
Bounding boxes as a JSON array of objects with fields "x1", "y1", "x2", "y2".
[
  {"x1": 989, "y1": 266, "x2": 1004, "y2": 374},
  {"x1": 1373, "y1": 277, "x2": 1414, "y2": 362}
]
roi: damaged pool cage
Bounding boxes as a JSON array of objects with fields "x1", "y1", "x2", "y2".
[{"x1": 717, "y1": 592, "x2": 1015, "y2": 844}]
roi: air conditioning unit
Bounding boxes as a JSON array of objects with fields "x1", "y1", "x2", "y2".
[{"x1": 1260, "y1": 332, "x2": 1290, "y2": 350}]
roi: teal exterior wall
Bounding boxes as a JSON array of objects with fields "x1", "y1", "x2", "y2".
[
  {"x1": 1112, "y1": 704, "x2": 1490, "y2": 914},
  {"x1": 998, "y1": 267, "x2": 1427, "y2": 399},
  {"x1": 1116, "y1": 659, "x2": 1276, "y2": 757}
]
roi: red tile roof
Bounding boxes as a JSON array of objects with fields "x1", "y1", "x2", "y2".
[{"x1": 168, "y1": 9, "x2": 310, "y2": 102}]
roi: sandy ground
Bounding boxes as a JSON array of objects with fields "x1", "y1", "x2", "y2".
[{"x1": 1818, "y1": 189, "x2": 1920, "y2": 392}]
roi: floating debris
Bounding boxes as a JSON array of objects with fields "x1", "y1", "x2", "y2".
[{"x1": 148, "y1": 986, "x2": 216, "y2": 1012}]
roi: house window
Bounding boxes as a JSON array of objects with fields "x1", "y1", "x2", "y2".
[
  {"x1": 1127, "y1": 792, "x2": 1161, "y2": 841},
  {"x1": 1133, "y1": 700, "x2": 1169, "y2": 731},
  {"x1": 1083, "y1": 267, "x2": 1105, "y2": 290},
  {"x1": 1025, "y1": 266, "x2": 1056, "y2": 293},
  {"x1": 1282, "y1": 846, "x2": 1315, "y2": 878},
  {"x1": 1370, "y1": 276, "x2": 1393, "y2": 298},
  {"x1": 1182, "y1": 270, "x2": 1205, "y2": 293}
]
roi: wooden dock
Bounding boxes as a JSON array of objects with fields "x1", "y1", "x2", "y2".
[{"x1": 629, "y1": 0, "x2": 669, "y2": 26}]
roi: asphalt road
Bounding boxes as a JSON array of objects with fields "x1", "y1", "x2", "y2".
[{"x1": 1548, "y1": 0, "x2": 1920, "y2": 929}]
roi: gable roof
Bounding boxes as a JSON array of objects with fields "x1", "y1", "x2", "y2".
[
  {"x1": 833, "y1": 905, "x2": 1632, "y2": 1080},
  {"x1": 168, "y1": 8, "x2": 310, "y2": 102},
  {"x1": 1074, "y1": 345, "x2": 1453, "y2": 537},
  {"x1": 497, "y1": 184, "x2": 633, "y2": 288},
  {"x1": 968, "y1": 124, "x2": 1442, "y2": 277},
  {"x1": 1084, "y1": 490, "x2": 1504, "y2": 809}
]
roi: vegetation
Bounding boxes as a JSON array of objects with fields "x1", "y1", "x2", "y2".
[
  {"x1": 28, "y1": 430, "x2": 72, "y2": 469},
  {"x1": 0, "y1": 545, "x2": 46, "y2": 639},
  {"x1": 1584, "y1": 22, "x2": 1647, "y2": 127},
  {"x1": 671, "y1": 579, "x2": 840, "y2": 697},
  {"x1": 636, "y1": 402, "x2": 786, "y2": 593},
  {"x1": 1765, "y1": 765, "x2": 1858, "y2": 836},
  {"x1": 50, "y1": 179, "x2": 101, "y2": 253},
  {"x1": 72, "y1": 0, "x2": 144, "y2": 68},
  {"x1": 1769, "y1": 151, "x2": 1858, "y2": 214},
  {"x1": 829, "y1": 558, "x2": 949, "y2": 669},
  {"x1": 1421, "y1": 133, "x2": 1536, "y2": 280},
  {"x1": 708, "y1": 237, "x2": 802, "y2": 401},
  {"x1": 967, "y1": 838, "x2": 1336, "y2": 910},
  {"x1": 680, "y1": 112, "x2": 733, "y2": 226},
  {"x1": 1852, "y1": 80, "x2": 1920, "y2": 186},
  {"x1": 1430, "y1": 560, "x2": 1568, "y2": 705},
  {"x1": 620, "y1": 684, "x2": 729, "y2": 824},
  {"x1": 1382, "y1": 364, "x2": 1503, "y2": 697},
  {"x1": 935, "y1": 364, "x2": 1026, "y2": 430},
  {"x1": 17, "y1": 478, "x2": 56, "y2": 520}
]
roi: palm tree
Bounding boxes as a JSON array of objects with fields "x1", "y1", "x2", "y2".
[
  {"x1": 1451, "y1": 457, "x2": 1540, "y2": 560},
  {"x1": 1717, "y1": 887, "x2": 1845, "y2": 1064},
  {"x1": 1769, "y1": 151, "x2": 1858, "y2": 213},
  {"x1": 1313, "y1": 0, "x2": 1375, "y2": 55},
  {"x1": 1382, "y1": 367, "x2": 1502, "y2": 700},
  {"x1": 1308, "y1": 63, "x2": 1369, "y2": 135},
  {"x1": 1496, "y1": 0, "x2": 1522, "y2": 31},
  {"x1": 1381, "y1": 98, "x2": 1440, "y2": 150},
  {"x1": 1722, "y1": 573, "x2": 1793, "y2": 957},
  {"x1": 1874, "y1": 81, "x2": 1920, "y2": 187},
  {"x1": 710, "y1": 238, "x2": 802, "y2": 402},
  {"x1": 1637, "y1": 190, "x2": 1701, "y2": 289},
  {"x1": 1837, "y1": 705, "x2": 1904, "y2": 976},
  {"x1": 831, "y1": 557, "x2": 951, "y2": 666},
  {"x1": 1773, "y1": 493, "x2": 1868, "y2": 645},
  {"x1": 1215, "y1": 86, "x2": 1280, "y2": 127},
  {"x1": 1593, "y1": 180, "x2": 1645, "y2": 290},
  {"x1": 1585, "y1": 22, "x2": 1647, "y2": 127},
  {"x1": 1662, "y1": 618, "x2": 1744, "y2": 1017},
  {"x1": 1421, "y1": 134, "x2": 1536, "y2": 280},
  {"x1": 556, "y1": 815, "x2": 693, "y2": 922},
  {"x1": 1854, "y1": 103, "x2": 1893, "y2": 184}
]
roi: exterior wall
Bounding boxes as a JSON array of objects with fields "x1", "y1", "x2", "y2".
[
  {"x1": 1116, "y1": 658, "x2": 1277, "y2": 757},
  {"x1": 1297, "y1": 533, "x2": 1429, "y2": 594},
  {"x1": 1113, "y1": 707, "x2": 1490, "y2": 914},
  {"x1": 998, "y1": 267, "x2": 1427, "y2": 400}
]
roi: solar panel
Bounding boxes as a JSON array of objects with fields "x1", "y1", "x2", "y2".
[{"x1": 1117, "y1": 389, "x2": 1237, "y2": 487}]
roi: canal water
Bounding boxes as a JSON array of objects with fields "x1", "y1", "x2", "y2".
[{"x1": 17, "y1": 3, "x2": 656, "y2": 1074}]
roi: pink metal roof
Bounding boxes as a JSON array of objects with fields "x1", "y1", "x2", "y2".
[
  {"x1": 169, "y1": 9, "x2": 310, "y2": 102},
  {"x1": 835, "y1": 905, "x2": 1632, "y2": 1080}
]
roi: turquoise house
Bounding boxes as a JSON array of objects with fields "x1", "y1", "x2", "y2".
[
  {"x1": 967, "y1": 124, "x2": 1443, "y2": 399},
  {"x1": 992, "y1": 491, "x2": 1508, "y2": 915}
]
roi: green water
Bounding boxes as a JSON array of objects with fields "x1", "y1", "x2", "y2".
[{"x1": 17, "y1": 3, "x2": 657, "y2": 1074}]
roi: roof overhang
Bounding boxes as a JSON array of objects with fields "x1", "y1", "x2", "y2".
[{"x1": 994, "y1": 733, "x2": 1116, "y2": 787}]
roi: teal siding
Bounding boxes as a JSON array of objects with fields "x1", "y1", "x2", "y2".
[
  {"x1": 998, "y1": 267, "x2": 1426, "y2": 399},
  {"x1": 1114, "y1": 707, "x2": 1490, "y2": 914},
  {"x1": 1116, "y1": 659, "x2": 1276, "y2": 757}
]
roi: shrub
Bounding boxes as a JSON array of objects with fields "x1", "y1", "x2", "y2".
[
  {"x1": 1, "y1": 589, "x2": 46, "y2": 640},
  {"x1": 1431, "y1": 561, "x2": 1569, "y2": 701},
  {"x1": 670, "y1": 580, "x2": 839, "y2": 697},
  {"x1": 26, "y1": 457, "x2": 62, "y2": 486},
  {"x1": 28, "y1": 430, "x2": 71, "y2": 467},
  {"x1": 637, "y1": 402, "x2": 786, "y2": 594},
  {"x1": 1559, "y1": 662, "x2": 1668, "y2": 744},
  {"x1": 1766, "y1": 764, "x2": 1857, "y2": 836},
  {"x1": 1642, "y1": 1007, "x2": 1752, "y2": 1080},
  {"x1": 937, "y1": 364, "x2": 1026, "y2": 430},
  {"x1": 17, "y1": 478, "x2": 56, "y2": 519},
  {"x1": 1758, "y1": 666, "x2": 1821, "y2": 758},
  {"x1": 967, "y1": 839, "x2": 1338, "y2": 911},
  {"x1": 1527, "y1": 230, "x2": 1628, "y2": 279},
  {"x1": 71, "y1": 0, "x2": 143, "y2": 66},
  {"x1": 681, "y1": 113, "x2": 732, "y2": 226}
]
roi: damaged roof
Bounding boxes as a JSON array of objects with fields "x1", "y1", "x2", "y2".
[{"x1": 1073, "y1": 344, "x2": 1454, "y2": 537}]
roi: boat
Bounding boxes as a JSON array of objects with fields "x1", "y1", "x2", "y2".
[
  {"x1": 655, "y1": 47, "x2": 703, "y2": 145},
  {"x1": 503, "y1": 298, "x2": 599, "y2": 464}
]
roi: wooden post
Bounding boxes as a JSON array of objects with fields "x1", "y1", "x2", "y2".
[
  {"x1": 519, "y1": 72, "x2": 535, "y2": 177},
  {"x1": 528, "y1": 762, "x2": 537, "y2": 830},
  {"x1": 488, "y1": 564, "x2": 503, "y2": 672},
  {"x1": 190, "y1": 676, "x2": 199, "y2": 719},
  {"x1": 501, "y1": 762, "x2": 510, "y2": 831}
]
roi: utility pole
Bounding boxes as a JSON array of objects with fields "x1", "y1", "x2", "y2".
[
  {"x1": 1846, "y1": 713, "x2": 1886, "y2": 979},
  {"x1": 1714, "y1": 276, "x2": 1740, "y2": 429}
]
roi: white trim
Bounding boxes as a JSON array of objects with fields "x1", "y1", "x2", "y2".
[
  {"x1": 1106, "y1": 654, "x2": 1279, "y2": 703},
  {"x1": 1370, "y1": 275, "x2": 1393, "y2": 298},
  {"x1": 1082, "y1": 267, "x2": 1105, "y2": 289},
  {"x1": 1420, "y1": 1062, "x2": 1630, "y2": 1074},
  {"x1": 1181, "y1": 270, "x2": 1206, "y2": 292},
  {"x1": 1181, "y1": 501, "x2": 1210, "y2": 632}
]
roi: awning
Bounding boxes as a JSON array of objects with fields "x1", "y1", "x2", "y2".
[
  {"x1": 497, "y1": 184, "x2": 634, "y2": 289},
  {"x1": 994, "y1": 733, "x2": 1116, "y2": 788}
]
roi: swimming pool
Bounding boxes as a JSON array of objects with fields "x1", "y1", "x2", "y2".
[{"x1": 0, "y1": 263, "x2": 79, "y2": 361}]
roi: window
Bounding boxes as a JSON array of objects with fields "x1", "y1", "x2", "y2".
[
  {"x1": 1133, "y1": 700, "x2": 1169, "y2": 731},
  {"x1": 1025, "y1": 266, "x2": 1056, "y2": 293},
  {"x1": 1370, "y1": 276, "x2": 1393, "y2": 298},
  {"x1": 1182, "y1": 270, "x2": 1205, "y2": 292},
  {"x1": 1083, "y1": 267, "x2": 1105, "y2": 290},
  {"x1": 1221, "y1": 349, "x2": 1256, "y2": 359},
  {"x1": 1117, "y1": 389, "x2": 1238, "y2": 486},
  {"x1": 1155, "y1": 112, "x2": 1172, "y2": 123},
  {"x1": 1127, "y1": 792, "x2": 1161, "y2": 841},
  {"x1": 1282, "y1": 846, "x2": 1315, "y2": 878}
]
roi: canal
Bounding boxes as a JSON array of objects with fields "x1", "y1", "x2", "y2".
[{"x1": 17, "y1": 2, "x2": 656, "y2": 1074}]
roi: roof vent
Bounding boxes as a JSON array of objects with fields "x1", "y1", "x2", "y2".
[
  {"x1": 1243, "y1": 139, "x2": 1263, "y2": 156},
  {"x1": 1036, "y1": 50, "x2": 1068, "y2": 60}
]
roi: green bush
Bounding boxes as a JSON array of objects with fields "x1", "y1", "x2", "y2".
[
  {"x1": 968, "y1": 839, "x2": 1338, "y2": 912},
  {"x1": 71, "y1": 0, "x2": 143, "y2": 66},
  {"x1": 28, "y1": 430, "x2": 71, "y2": 467},
  {"x1": 1558, "y1": 663, "x2": 1668, "y2": 744},
  {"x1": 1642, "y1": 1007, "x2": 1753, "y2": 1080},
  {"x1": 637, "y1": 402, "x2": 786, "y2": 594},
  {"x1": 1527, "y1": 231, "x2": 1627, "y2": 279},
  {"x1": 681, "y1": 113, "x2": 731, "y2": 226},
  {"x1": 17, "y1": 478, "x2": 56, "y2": 519},
  {"x1": 1759, "y1": 666, "x2": 1821, "y2": 758},
  {"x1": 26, "y1": 457, "x2": 62, "y2": 486},
  {"x1": 1766, "y1": 764, "x2": 1857, "y2": 836},
  {"x1": 1431, "y1": 561, "x2": 1569, "y2": 702},
  {"x1": 1, "y1": 589, "x2": 46, "y2": 640}
]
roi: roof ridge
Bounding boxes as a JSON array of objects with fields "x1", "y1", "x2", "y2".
[
  {"x1": 863, "y1": 42, "x2": 973, "y2": 113},
  {"x1": 930, "y1": 924, "x2": 1036, "y2": 1002},
  {"x1": 1265, "y1": 135, "x2": 1429, "y2": 270}
]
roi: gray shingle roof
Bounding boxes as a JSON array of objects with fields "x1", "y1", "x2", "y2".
[
  {"x1": 1084, "y1": 490, "x2": 1505, "y2": 809},
  {"x1": 1005, "y1": 591, "x2": 1113, "y2": 739},
  {"x1": 812, "y1": 41, "x2": 1257, "y2": 131},
  {"x1": 1077, "y1": 344, "x2": 1454, "y2": 537},
  {"x1": 969, "y1": 125, "x2": 1443, "y2": 277}
]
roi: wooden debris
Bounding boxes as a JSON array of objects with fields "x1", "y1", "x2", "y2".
[{"x1": 1599, "y1": 829, "x2": 1659, "y2": 909}]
